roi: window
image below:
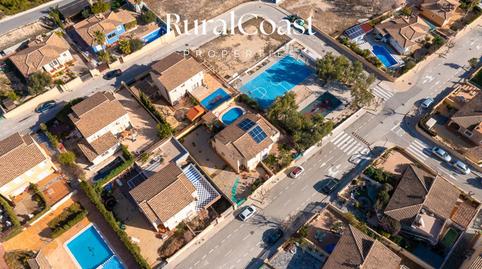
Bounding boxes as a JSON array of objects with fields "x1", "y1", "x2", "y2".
[
  {"x1": 464, "y1": 130, "x2": 473, "y2": 137},
  {"x1": 107, "y1": 32, "x2": 116, "y2": 39}
]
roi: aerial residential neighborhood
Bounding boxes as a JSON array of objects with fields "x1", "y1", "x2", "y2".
[{"x1": 0, "y1": 0, "x2": 480, "y2": 269}]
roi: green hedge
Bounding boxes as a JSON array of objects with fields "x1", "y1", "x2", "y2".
[
  {"x1": 94, "y1": 144, "x2": 134, "y2": 191},
  {"x1": 27, "y1": 183, "x2": 50, "y2": 224},
  {"x1": 139, "y1": 93, "x2": 173, "y2": 138},
  {"x1": 48, "y1": 203, "x2": 87, "y2": 238},
  {"x1": 80, "y1": 181, "x2": 151, "y2": 269},
  {"x1": 0, "y1": 196, "x2": 22, "y2": 240}
]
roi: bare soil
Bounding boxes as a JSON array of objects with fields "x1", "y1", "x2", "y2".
[
  {"x1": 281, "y1": 0, "x2": 405, "y2": 37},
  {"x1": 0, "y1": 21, "x2": 50, "y2": 51},
  {"x1": 196, "y1": 18, "x2": 289, "y2": 79}
]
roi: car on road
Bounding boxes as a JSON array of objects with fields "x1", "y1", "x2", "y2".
[
  {"x1": 238, "y1": 205, "x2": 256, "y2": 221},
  {"x1": 452, "y1": 160, "x2": 471, "y2": 175},
  {"x1": 321, "y1": 178, "x2": 338, "y2": 194},
  {"x1": 103, "y1": 69, "x2": 122, "y2": 80},
  {"x1": 264, "y1": 228, "x2": 284, "y2": 245},
  {"x1": 431, "y1": 146, "x2": 452, "y2": 162},
  {"x1": 421, "y1": 98, "x2": 434, "y2": 109},
  {"x1": 289, "y1": 166, "x2": 305, "y2": 178},
  {"x1": 35, "y1": 100, "x2": 56, "y2": 113}
]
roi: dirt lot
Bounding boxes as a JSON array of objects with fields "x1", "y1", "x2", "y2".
[
  {"x1": 0, "y1": 21, "x2": 51, "y2": 51},
  {"x1": 145, "y1": 0, "x2": 249, "y2": 30},
  {"x1": 281, "y1": 0, "x2": 405, "y2": 36},
  {"x1": 196, "y1": 18, "x2": 289, "y2": 80}
]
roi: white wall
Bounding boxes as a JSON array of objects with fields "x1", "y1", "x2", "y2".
[
  {"x1": 90, "y1": 142, "x2": 121, "y2": 166},
  {"x1": 85, "y1": 114, "x2": 131, "y2": 143},
  {"x1": 151, "y1": 71, "x2": 204, "y2": 105},
  {"x1": 164, "y1": 200, "x2": 197, "y2": 230},
  {"x1": 42, "y1": 50, "x2": 74, "y2": 74}
]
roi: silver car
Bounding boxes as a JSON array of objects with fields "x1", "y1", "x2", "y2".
[
  {"x1": 431, "y1": 147, "x2": 452, "y2": 162},
  {"x1": 421, "y1": 98, "x2": 434, "y2": 109},
  {"x1": 452, "y1": 160, "x2": 471, "y2": 175},
  {"x1": 238, "y1": 206, "x2": 256, "y2": 221}
]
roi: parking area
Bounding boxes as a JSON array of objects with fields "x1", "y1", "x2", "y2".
[{"x1": 115, "y1": 87, "x2": 159, "y2": 154}]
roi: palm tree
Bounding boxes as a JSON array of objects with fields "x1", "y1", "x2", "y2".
[{"x1": 93, "y1": 30, "x2": 106, "y2": 47}]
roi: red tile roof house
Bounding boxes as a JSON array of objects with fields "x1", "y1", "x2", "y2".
[
  {"x1": 69, "y1": 92, "x2": 131, "y2": 167},
  {"x1": 212, "y1": 113, "x2": 280, "y2": 173},
  {"x1": 383, "y1": 164, "x2": 479, "y2": 245},
  {"x1": 9, "y1": 33, "x2": 75, "y2": 80},
  {"x1": 323, "y1": 225, "x2": 402, "y2": 269},
  {"x1": 0, "y1": 133, "x2": 56, "y2": 200},
  {"x1": 374, "y1": 16, "x2": 431, "y2": 55},
  {"x1": 419, "y1": 0, "x2": 460, "y2": 27},
  {"x1": 129, "y1": 163, "x2": 198, "y2": 231}
]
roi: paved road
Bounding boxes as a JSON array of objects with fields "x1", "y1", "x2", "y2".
[
  {"x1": 171, "y1": 18, "x2": 482, "y2": 269},
  {"x1": 0, "y1": 0, "x2": 77, "y2": 36}
]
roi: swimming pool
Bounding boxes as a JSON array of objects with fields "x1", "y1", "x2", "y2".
[
  {"x1": 66, "y1": 225, "x2": 124, "y2": 269},
  {"x1": 200, "y1": 88, "x2": 231, "y2": 110},
  {"x1": 221, "y1": 106, "x2": 245, "y2": 125},
  {"x1": 240, "y1": 55, "x2": 314, "y2": 109},
  {"x1": 372, "y1": 45, "x2": 397, "y2": 67}
]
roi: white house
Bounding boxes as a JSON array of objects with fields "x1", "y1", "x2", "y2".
[
  {"x1": 149, "y1": 52, "x2": 204, "y2": 105},
  {"x1": 0, "y1": 133, "x2": 56, "y2": 199},
  {"x1": 212, "y1": 113, "x2": 280, "y2": 173},
  {"x1": 69, "y1": 92, "x2": 131, "y2": 166},
  {"x1": 9, "y1": 33, "x2": 74, "y2": 79},
  {"x1": 129, "y1": 163, "x2": 198, "y2": 231}
]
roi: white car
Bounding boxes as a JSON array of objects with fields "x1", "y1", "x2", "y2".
[
  {"x1": 238, "y1": 206, "x2": 256, "y2": 221},
  {"x1": 421, "y1": 98, "x2": 434, "y2": 109},
  {"x1": 289, "y1": 166, "x2": 305, "y2": 178},
  {"x1": 431, "y1": 147, "x2": 452, "y2": 162},
  {"x1": 452, "y1": 160, "x2": 471, "y2": 175}
]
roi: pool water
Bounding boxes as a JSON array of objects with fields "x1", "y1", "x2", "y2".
[
  {"x1": 372, "y1": 45, "x2": 397, "y2": 67},
  {"x1": 200, "y1": 88, "x2": 231, "y2": 110},
  {"x1": 240, "y1": 55, "x2": 314, "y2": 109},
  {"x1": 221, "y1": 107, "x2": 245, "y2": 125},
  {"x1": 66, "y1": 225, "x2": 124, "y2": 269}
]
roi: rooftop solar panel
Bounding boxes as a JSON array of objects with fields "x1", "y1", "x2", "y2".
[
  {"x1": 249, "y1": 125, "x2": 267, "y2": 144},
  {"x1": 238, "y1": 118, "x2": 256, "y2": 131}
]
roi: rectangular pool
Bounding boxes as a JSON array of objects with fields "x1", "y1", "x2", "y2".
[
  {"x1": 372, "y1": 45, "x2": 397, "y2": 67},
  {"x1": 240, "y1": 55, "x2": 314, "y2": 109},
  {"x1": 66, "y1": 225, "x2": 124, "y2": 269},
  {"x1": 200, "y1": 88, "x2": 231, "y2": 110}
]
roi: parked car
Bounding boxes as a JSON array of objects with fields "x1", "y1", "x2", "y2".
[
  {"x1": 431, "y1": 146, "x2": 452, "y2": 162},
  {"x1": 321, "y1": 178, "x2": 338, "y2": 194},
  {"x1": 103, "y1": 69, "x2": 122, "y2": 80},
  {"x1": 238, "y1": 205, "x2": 256, "y2": 221},
  {"x1": 289, "y1": 166, "x2": 305, "y2": 178},
  {"x1": 452, "y1": 160, "x2": 471, "y2": 175},
  {"x1": 264, "y1": 228, "x2": 284, "y2": 245},
  {"x1": 421, "y1": 98, "x2": 434, "y2": 109},
  {"x1": 35, "y1": 100, "x2": 56, "y2": 113}
]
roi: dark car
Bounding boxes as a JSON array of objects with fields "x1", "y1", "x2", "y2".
[
  {"x1": 35, "y1": 100, "x2": 56, "y2": 113},
  {"x1": 103, "y1": 69, "x2": 122, "y2": 80},
  {"x1": 321, "y1": 178, "x2": 338, "y2": 194},
  {"x1": 264, "y1": 228, "x2": 284, "y2": 245}
]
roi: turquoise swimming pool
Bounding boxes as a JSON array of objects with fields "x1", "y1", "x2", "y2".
[
  {"x1": 240, "y1": 55, "x2": 314, "y2": 109},
  {"x1": 372, "y1": 45, "x2": 397, "y2": 67},
  {"x1": 66, "y1": 225, "x2": 124, "y2": 269},
  {"x1": 221, "y1": 106, "x2": 245, "y2": 125},
  {"x1": 200, "y1": 88, "x2": 231, "y2": 110}
]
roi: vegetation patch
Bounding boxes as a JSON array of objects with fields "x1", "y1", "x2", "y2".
[
  {"x1": 4, "y1": 250, "x2": 35, "y2": 269},
  {"x1": 48, "y1": 202, "x2": 87, "y2": 238}
]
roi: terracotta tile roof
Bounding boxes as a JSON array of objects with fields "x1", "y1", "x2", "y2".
[
  {"x1": 468, "y1": 254, "x2": 482, "y2": 269},
  {"x1": 129, "y1": 163, "x2": 196, "y2": 223},
  {"x1": 451, "y1": 92, "x2": 482, "y2": 131},
  {"x1": 77, "y1": 132, "x2": 118, "y2": 162},
  {"x1": 451, "y1": 199, "x2": 479, "y2": 228},
  {"x1": 69, "y1": 92, "x2": 128, "y2": 138},
  {"x1": 384, "y1": 165, "x2": 460, "y2": 223},
  {"x1": 375, "y1": 16, "x2": 430, "y2": 50},
  {"x1": 0, "y1": 133, "x2": 48, "y2": 187},
  {"x1": 420, "y1": 0, "x2": 459, "y2": 20},
  {"x1": 9, "y1": 33, "x2": 71, "y2": 77},
  {"x1": 186, "y1": 105, "x2": 205, "y2": 122},
  {"x1": 73, "y1": 10, "x2": 136, "y2": 46},
  {"x1": 323, "y1": 225, "x2": 401, "y2": 269},
  {"x1": 214, "y1": 113, "x2": 279, "y2": 159},
  {"x1": 150, "y1": 52, "x2": 204, "y2": 91}
]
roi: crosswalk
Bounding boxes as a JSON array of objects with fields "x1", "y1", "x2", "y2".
[
  {"x1": 330, "y1": 131, "x2": 370, "y2": 156},
  {"x1": 371, "y1": 84, "x2": 394, "y2": 101},
  {"x1": 406, "y1": 140, "x2": 429, "y2": 161}
]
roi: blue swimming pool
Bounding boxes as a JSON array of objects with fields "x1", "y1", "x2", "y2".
[
  {"x1": 372, "y1": 45, "x2": 397, "y2": 67},
  {"x1": 240, "y1": 55, "x2": 314, "y2": 109},
  {"x1": 66, "y1": 225, "x2": 124, "y2": 269},
  {"x1": 200, "y1": 88, "x2": 231, "y2": 110},
  {"x1": 221, "y1": 106, "x2": 245, "y2": 125}
]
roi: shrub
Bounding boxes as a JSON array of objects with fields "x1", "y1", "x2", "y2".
[
  {"x1": 0, "y1": 196, "x2": 22, "y2": 240},
  {"x1": 28, "y1": 71, "x2": 52, "y2": 95},
  {"x1": 118, "y1": 39, "x2": 131, "y2": 55},
  {"x1": 28, "y1": 183, "x2": 50, "y2": 223},
  {"x1": 58, "y1": 151, "x2": 76, "y2": 166},
  {"x1": 364, "y1": 166, "x2": 396, "y2": 185},
  {"x1": 130, "y1": 38, "x2": 144, "y2": 52},
  {"x1": 48, "y1": 202, "x2": 87, "y2": 238},
  {"x1": 236, "y1": 94, "x2": 260, "y2": 111},
  {"x1": 4, "y1": 250, "x2": 35, "y2": 269},
  {"x1": 91, "y1": 0, "x2": 110, "y2": 14},
  {"x1": 139, "y1": 92, "x2": 173, "y2": 135},
  {"x1": 94, "y1": 159, "x2": 133, "y2": 191},
  {"x1": 39, "y1": 123, "x2": 59, "y2": 148},
  {"x1": 80, "y1": 182, "x2": 151, "y2": 269},
  {"x1": 157, "y1": 123, "x2": 173, "y2": 139},
  {"x1": 139, "y1": 9, "x2": 156, "y2": 24}
]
